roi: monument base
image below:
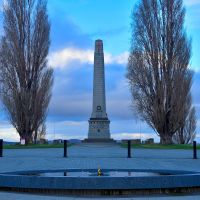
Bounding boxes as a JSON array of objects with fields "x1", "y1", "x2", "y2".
[{"x1": 83, "y1": 138, "x2": 115, "y2": 143}]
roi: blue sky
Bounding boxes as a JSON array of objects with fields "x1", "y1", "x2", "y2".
[{"x1": 0, "y1": 0, "x2": 200, "y2": 142}]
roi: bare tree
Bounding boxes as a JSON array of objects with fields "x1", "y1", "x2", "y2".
[
  {"x1": 173, "y1": 99, "x2": 196, "y2": 144},
  {"x1": 0, "y1": 0, "x2": 53, "y2": 144},
  {"x1": 33, "y1": 123, "x2": 46, "y2": 143},
  {"x1": 127, "y1": 0, "x2": 192, "y2": 144}
]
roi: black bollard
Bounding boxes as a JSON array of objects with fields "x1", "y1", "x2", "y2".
[
  {"x1": 63, "y1": 140, "x2": 67, "y2": 158},
  {"x1": 128, "y1": 140, "x2": 131, "y2": 158},
  {"x1": 193, "y1": 141, "x2": 197, "y2": 159},
  {"x1": 0, "y1": 139, "x2": 3, "y2": 157}
]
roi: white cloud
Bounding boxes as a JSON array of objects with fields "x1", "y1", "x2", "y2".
[
  {"x1": 0, "y1": 0, "x2": 9, "y2": 12},
  {"x1": 104, "y1": 51, "x2": 129, "y2": 65},
  {"x1": 196, "y1": 119, "x2": 200, "y2": 128},
  {"x1": 47, "y1": 120, "x2": 87, "y2": 128},
  {"x1": 46, "y1": 131, "x2": 161, "y2": 142},
  {"x1": 47, "y1": 133, "x2": 85, "y2": 140},
  {"x1": 193, "y1": 103, "x2": 200, "y2": 108},
  {"x1": 113, "y1": 132, "x2": 160, "y2": 141},
  {"x1": 48, "y1": 47, "x2": 128, "y2": 69},
  {"x1": 190, "y1": 66, "x2": 200, "y2": 72},
  {"x1": 184, "y1": 0, "x2": 200, "y2": 6},
  {"x1": 0, "y1": 127, "x2": 19, "y2": 142},
  {"x1": 48, "y1": 48, "x2": 93, "y2": 69}
]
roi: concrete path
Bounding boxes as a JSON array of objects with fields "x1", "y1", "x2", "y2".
[
  {"x1": 0, "y1": 191, "x2": 200, "y2": 200},
  {"x1": 0, "y1": 143, "x2": 200, "y2": 199},
  {"x1": 0, "y1": 143, "x2": 199, "y2": 173}
]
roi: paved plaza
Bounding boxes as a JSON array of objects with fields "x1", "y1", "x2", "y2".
[
  {"x1": 1, "y1": 192, "x2": 200, "y2": 200},
  {"x1": 0, "y1": 143, "x2": 199, "y2": 172},
  {"x1": 0, "y1": 143, "x2": 200, "y2": 199}
]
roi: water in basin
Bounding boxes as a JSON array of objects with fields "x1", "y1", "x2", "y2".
[{"x1": 18, "y1": 171, "x2": 170, "y2": 177}]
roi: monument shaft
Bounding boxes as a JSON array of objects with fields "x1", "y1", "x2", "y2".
[{"x1": 88, "y1": 40, "x2": 110, "y2": 140}]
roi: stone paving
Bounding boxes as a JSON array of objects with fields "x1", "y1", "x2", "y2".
[
  {"x1": 0, "y1": 143, "x2": 200, "y2": 199},
  {"x1": 0, "y1": 191, "x2": 200, "y2": 200},
  {"x1": 0, "y1": 143, "x2": 199, "y2": 172}
]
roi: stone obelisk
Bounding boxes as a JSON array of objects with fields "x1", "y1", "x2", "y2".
[{"x1": 87, "y1": 39, "x2": 111, "y2": 141}]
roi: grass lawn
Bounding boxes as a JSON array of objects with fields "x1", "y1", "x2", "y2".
[
  {"x1": 121, "y1": 143, "x2": 200, "y2": 149},
  {"x1": 3, "y1": 143, "x2": 72, "y2": 149},
  {"x1": 3, "y1": 142, "x2": 199, "y2": 150}
]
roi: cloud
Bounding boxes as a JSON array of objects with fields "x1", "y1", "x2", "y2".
[
  {"x1": 190, "y1": 66, "x2": 200, "y2": 72},
  {"x1": 48, "y1": 94, "x2": 91, "y2": 120},
  {"x1": 113, "y1": 132, "x2": 160, "y2": 141},
  {"x1": 0, "y1": 127, "x2": 19, "y2": 142},
  {"x1": 45, "y1": 117, "x2": 155, "y2": 141},
  {"x1": 48, "y1": 71, "x2": 133, "y2": 121},
  {"x1": 105, "y1": 51, "x2": 129, "y2": 65},
  {"x1": 48, "y1": 48, "x2": 93, "y2": 68},
  {"x1": 191, "y1": 72, "x2": 200, "y2": 109},
  {"x1": 0, "y1": 0, "x2": 8, "y2": 12},
  {"x1": 184, "y1": 0, "x2": 200, "y2": 6},
  {"x1": 48, "y1": 5, "x2": 93, "y2": 51},
  {"x1": 45, "y1": 120, "x2": 88, "y2": 140},
  {"x1": 45, "y1": 119, "x2": 157, "y2": 141},
  {"x1": 48, "y1": 47, "x2": 128, "y2": 69}
]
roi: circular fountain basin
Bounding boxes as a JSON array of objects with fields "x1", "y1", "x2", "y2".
[
  {"x1": 0, "y1": 169, "x2": 200, "y2": 195},
  {"x1": 12, "y1": 170, "x2": 169, "y2": 177}
]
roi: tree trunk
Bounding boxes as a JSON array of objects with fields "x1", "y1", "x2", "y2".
[
  {"x1": 34, "y1": 129, "x2": 38, "y2": 144},
  {"x1": 160, "y1": 135, "x2": 173, "y2": 144},
  {"x1": 24, "y1": 133, "x2": 32, "y2": 145}
]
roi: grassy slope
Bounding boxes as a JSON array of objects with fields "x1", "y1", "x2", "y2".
[
  {"x1": 121, "y1": 143, "x2": 200, "y2": 149},
  {"x1": 3, "y1": 143, "x2": 199, "y2": 150},
  {"x1": 3, "y1": 143, "x2": 72, "y2": 149}
]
